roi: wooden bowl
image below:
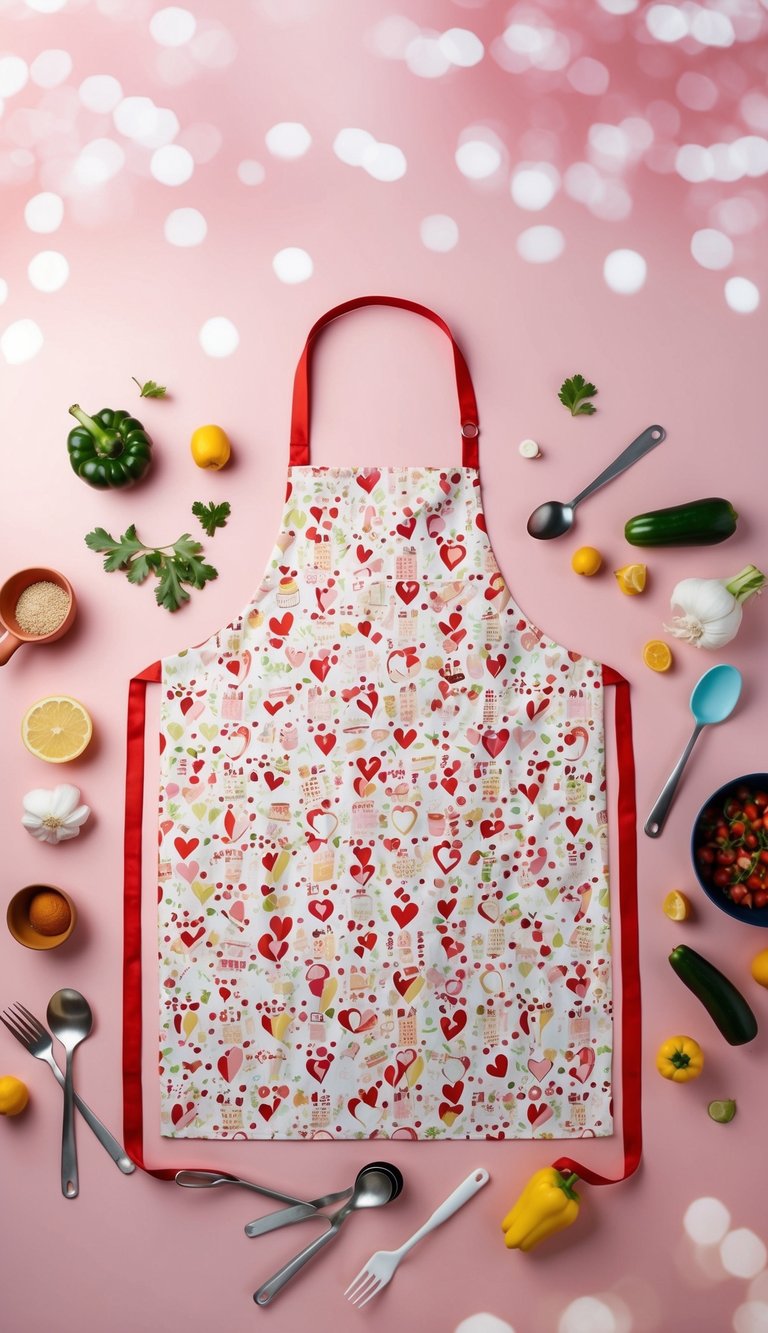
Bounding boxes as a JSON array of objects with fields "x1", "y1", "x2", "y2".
[
  {"x1": 6, "y1": 884, "x2": 77, "y2": 950},
  {"x1": 0, "y1": 568, "x2": 76, "y2": 666}
]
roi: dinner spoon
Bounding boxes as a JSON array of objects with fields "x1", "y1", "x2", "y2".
[
  {"x1": 175, "y1": 1168, "x2": 327, "y2": 1210},
  {"x1": 645, "y1": 664, "x2": 742, "y2": 838},
  {"x1": 526, "y1": 424, "x2": 666, "y2": 539},
  {"x1": 47, "y1": 988, "x2": 93, "y2": 1199},
  {"x1": 244, "y1": 1159, "x2": 398, "y2": 1237},
  {"x1": 254, "y1": 1163, "x2": 403, "y2": 1306}
]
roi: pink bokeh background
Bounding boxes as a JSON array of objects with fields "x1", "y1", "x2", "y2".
[{"x1": 2, "y1": 2, "x2": 768, "y2": 1331}]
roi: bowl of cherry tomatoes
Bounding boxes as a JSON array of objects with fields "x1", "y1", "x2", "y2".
[{"x1": 692, "y1": 774, "x2": 768, "y2": 925}]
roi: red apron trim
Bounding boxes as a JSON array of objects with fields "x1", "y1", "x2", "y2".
[
  {"x1": 289, "y1": 296, "x2": 480, "y2": 470},
  {"x1": 124, "y1": 664, "x2": 641, "y2": 1180},
  {"x1": 553, "y1": 666, "x2": 642, "y2": 1186}
]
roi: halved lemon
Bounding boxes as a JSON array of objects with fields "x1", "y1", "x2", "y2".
[
  {"x1": 643, "y1": 639, "x2": 673, "y2": 672},
  {"x1": 21, "y1": 695, "x2": 92, "y2": 763},
  {"x1": 663, "y1": 890, "x2": 692, "y2": 922},
  {"x1": 615, "y1": 563, "x2": 647, "y2": 595}
]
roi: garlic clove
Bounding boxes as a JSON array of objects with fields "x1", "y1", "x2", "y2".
[
  {"x1": 22, "y1": 788, "x2": 54, "y2": 819},
  {"x1": 49, "y1": 784, "x2": 83, "y2": 819},
  {"x1": 66, "y1": 803, "x2": 91, "y2": 827}
]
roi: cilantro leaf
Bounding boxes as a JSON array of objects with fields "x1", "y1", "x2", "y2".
[
  {"x1": 558, "y1": 374, "x2": 598, "y2": 416},
  {"x1": 84, "y1": 524, "x2": 218, "y2": 612},
  {"x1": 84, "y1": 524, "x2": 146, "y2": 571},
  {"x1": 192, "y1": 500, "x2": 231, "y2": 537},
  {"x1": 132, "y1": 377, "x2": 167, "y2": 398},
  {"x1": 155, "y1": 559, "x2": 190, "y2": 613}
]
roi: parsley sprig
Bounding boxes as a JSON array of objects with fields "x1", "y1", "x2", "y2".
[
  {"x1": 84, "y1": 524, "x2": 218, "y2": 612},
  {"x1": 192, "y1": 500, "x2": 231, "y2": 537},
  {"x1": 558, "y1": 374, "x2": 598, "y2": 416},
  {"x1": 132, "y1": 378, "x2": 167, "y2": 398}
]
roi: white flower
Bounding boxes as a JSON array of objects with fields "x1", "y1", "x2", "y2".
[{"x1": 22, "y1": 785, "x2": 91, "y2": 844}]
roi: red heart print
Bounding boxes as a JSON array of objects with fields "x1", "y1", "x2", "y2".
[
  {"x1": 357, "y1": 757, "x2": 381, "y2": 782},
  {"x1": 482, "y1": 729, "x2": 509, "y2": 758},
  {"x1": 217, "y1": 1047, "x2": 243, "y2": 1082},
  {"x1": 433, "y1": 841, "x2": 461, "y2": 874},
  {"x1": 526, "y1": 697, "x2": 550, "y2": 721},
  {"x1": 265, "y1": 771, "x2": 284, "y2": 791},
  {"x1": 440, "y1": 542, "x2": 466, "y2": 570},
  {"x1": 393, "y1": 727, "x2": 417, "y2": 749},
  {"x1": 527, "y1": 1102, "x2": 553, "y2": 1127},
  {"x1": 356, "y1": 469, "x2": 381, "y2": 494},
  {"x1": 180, "y1": 926, "x2": 205, "y2": 949},
  {"x1": 527, "y1": 1057, "x2": 552, "y2": 1081},
  {"x1": 384, "y1": 1049, "x2": 418, "y2": 1087},
  {"x1": 263, "y1": 699, "x2": 283, "y2": 716},
  {"x1": 354, "y1": 931, "x2": 377, "y2": 954},
  {"x1": 258, "y1": 1098, "x2": 282, "y2": 1122},
  {"x1": 356, "y1": 545, "x2": 372, "y2": 563},
  {"x1": 338, "y1": 1008, "x2": 377, "y2": 1033},
  {"x1": 348, "y1": 1087, "x2": 378, "y2": 1121},
  {"x1": 180, "y1": 696, "x2": 194, "y2": 716},
  {"x1": 351, "y1": 863, "x2": 374, "y2": 887},
  {"x1": 480, "y1": 818, "x2": 504, "y2": 838},
  {"x1": 486, "y1": 1054, "x2": 508, "y2": 1078},
  {"x1": 392, "y1": 902, "x2": 418, "y2": 928},
  {"x1": 392, "y1": 968, "x2": 420, "y2": 998},
  {"x1": 307, "y1": 1055, "x2": 333, "y2": 1083},
  {"x1": 268, "y1": 613, "x2": 293, "y2": 637},
  {"x1": 314, "y1": 733, "x2": 336, "y2": 755},
  {"x1": 566, "y1": 816, "x2": 583, "y2": 836},
  {"x1": 440, "y1": 1011, "x2": 467, "y2": 1041},
  {"x1": 396, "y1": 516, "x2": 415, "y2": 538},
  {"x1": 308, "y1": 899, "x2": 333, "y2": 922},
  {"x1": 441, "y1": 1079, "x2": 464, "y2": 1105},
  {"x1": 309, "y1": 657, "x2": 332, "y2": 682},
  {"x1": 566, "y1": 977, "x2": 591, "y2": 998},
  {"x1": 356, "y1": 690, "x2": 378, "y2": 717},
  {"x1": 440, "y1": 936, "x2": 463, "y2": 958},
  {"x1": 439, "y1": 1101, "x2": 464, "y2": 1121},
  {"x1": 486, "y1": 654, "x2": 506, "y2": 678},
  {"x1": 171, "y1": 1101, "x2": 197, "y2": 1128},
  {"x1": 174, "y1": 836, "x2": 199, "y2": 860},
  {"x1": 437, "y1": 897, "x2": 456, "y2": 919},
  {"x1": 441, "y1": 775, "x2": 458, "y2": 795},
  {"x1": 518, "y1": 782, "x2": 540, "y2": 804},
  {"x1": 569, "y1": 1047, "x2": 596, "y2": 1084},
  {"x1": 395, "y1": 581, "x2": 420, "y2": 605}
]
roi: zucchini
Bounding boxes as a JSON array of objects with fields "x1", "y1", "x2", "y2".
[
  {"x1": 669, "y1": 944, "x2": 758, "y2": 1046},
  {"x1": 625, "y1": 497, "x2": 738, "y2": 547}
]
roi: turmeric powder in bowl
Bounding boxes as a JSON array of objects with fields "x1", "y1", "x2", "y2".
[{"x1": 14, "y1": 582, "x2": 70, "y2": 637}]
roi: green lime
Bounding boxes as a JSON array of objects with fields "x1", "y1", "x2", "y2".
[{"x1": 707, "y1": 1099, "x2": 737, "y2": 1124}]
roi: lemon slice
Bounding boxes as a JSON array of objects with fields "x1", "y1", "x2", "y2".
[
  {"x1": 707, "y1": 1099, "x2": 736, "y2": 1124},
  {"x1": 644, "y1": 640, "x2": 673, "y2": 672},
  {"x1": 663, "y1": 890, "x2": 691, "y2": 921},
  {"x1": 615, "y1": 563, "x2": 647, "y2": 595},
  {"x1": 22, "y1": 695, "x2": 93, "y2": 763},
  {"x1": 571, "y1": 546, "x2": 603, "y2": 576}
]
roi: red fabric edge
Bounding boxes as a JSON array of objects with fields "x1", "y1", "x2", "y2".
[
  {"x1": 124, "y1": 663, "x2": 640, "y2": 1182},
  {"x1": 553, "y1": 666, "x2": 642, "y2": 1186}
]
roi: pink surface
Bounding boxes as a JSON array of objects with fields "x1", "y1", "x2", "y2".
[{"x1": 2, "y1": 3, "x2": 768, "y2": 1331}]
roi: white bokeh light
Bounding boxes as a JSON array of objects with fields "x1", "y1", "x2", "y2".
[
  {"x1": 725, "y1": 278, "x2": 760, "y2": 314},
  {"x1": 79, "y1": 75, "x2": 123, "y2": 114},
  {"x1": 439, "y1": 28, "x2": 484, "y2": 67},
  {"x1": 1, "y1": 318, "x2": 44, "y2": 365},
  {"x1": 684, "y1": 1197, "x2": 732, "y2": 1245},
  {"x1": 517, "y1": 225, "x2": 564, "y2": 263},
  {"x1": 30, "y1": 50, "x2": 72, "y2": 89},
  {"x1": 454, "y1": 1316, "x2": 516, "y2": 1333},
  {"x1": 676, "y1": 144, "x2": 714, "y2": 183},
  {"x1": 27, "y1": 251, "x2": 69, "y2": 293},
  {"x1": 405, "y1": 35, "x2": 451, "y2": 79},
  {"x1": 511, "y1": 163, "x2": 560, "y2": 210},
  {"x1": 712, "y1": 197, "x2": 762, "y2": 235},
  {"x1": 558, "y1": 1296, "x2": 617, "y2": 1333},
  {"x1": 265, "y1": 122, "x2": 312, "y2": 159},
  {"x1": 691, "y1": 229, "x2": 733, "y2": 270},
  {"x1": 150, "y1": 144, "x2": 194, "y2": 185},
  {"x1": 25, "y1": 0, "x2": 67, "y2": 10},
  {"x1": 603, "y1": 248, "x2": 646, "y2": 293},
  {"x1": 741, "y1": 92, "x2": 768, "y2": 133},
  {"x1": 597, "y1": 0, "x2": 638, "y2": 11},
  {"x1": 199, "y1": 316, "x2": 239, "y2": 357},
  {"x1": 0, "y1": 280, "x2": 7, "y2": 306},
  {"x1": 568, "y1": 58, "x2": 609, "y2": 96},
  {"x1": 690, "y1": 8, "x2": 734, "y2": 47},
  {"x1": 676, "y1": 72, "x2": 718, "y2": 112},
  {"x1": 361, "y1": 141, "x2": 407, "y2": 181},
  {"x1": 190, "y1": 22, "x2": 237, "y2": 68},
  {"x1": 455, "y1": 132, "x2": 503, "y2": 180},
  {"x1": 731, "y1": 137, "x2": 768, "y2": 178},
  {"x1": 0, "y1": 56, "x2": 29, "y2": 99},
  {"x1": 420, "y1": 214, "x2": 459, "y2": 252},
  {"x1": 150, "y1": 7, "x2": 197, "y2": 46},
  {"x1": 272, "y1": 247, "x2": 314, "y2": 283},
  {"x1": 164, "y1": 207, "x2": 207, "y2": 246},
  {"x1": 733, "y1": 1301, "x2": 768, "y2": 1333},
  {"x1": 113, "y1": 97, "x2": 179, "y2": 148},
  {"x1": 237, "y1": 159, "x2": 265, "y2": 185},
  {"x1": 333, "y1": 128, "x2": 376, "y2": 167},
  {"x1": 24, "y1": 191, "x2": 64, "y2": 233},
  {"x1": 500, "y1": 22, "x2": 570, "y2": 71},
  {"x1": 74, "y1": 139, "x2": 126, "y2": 185},
  {"x1": 369, "y1": 15, "x2": 420, "y2": 59},
  {"x1": 646, "y1": 4, "x2": 689, "y2": 42},
  {"x1": 721, "y1": 1231, "x2": 768, "y2": 1280}
]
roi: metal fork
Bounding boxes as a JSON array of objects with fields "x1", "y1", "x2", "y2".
[
  {"x1": 344, "y1": 1168, "x2": 489, "y2": 1308},
  {"x1": 1, "y1": 1004, "x2": 135, "y2": 1174}
]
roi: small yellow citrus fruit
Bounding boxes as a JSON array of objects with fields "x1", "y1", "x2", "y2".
[
  {"x1": 0, "y1": 1075, "x2": 29, "y2": 1116},
  {"x1": 571, "y1": 546, "x2": 603, "y2": 576},
  {"x1": 750, "y1": 948, "x2": 768, "y2": 988},
  {"x1": 644, "y1": 640, "x2": 673, "y2": 672},
  {"x1": 190, "y1": 424, "x2": 231, "y2": 470},
  {"x1": 615, "y1": 563, "x2": 647, "y2": 595},
  {"x1": 21, "y1": 695, "x2": 92, "y2": 763},
  {"x1": 663, "y1": 890, "x2": 692, "y2": 921}
]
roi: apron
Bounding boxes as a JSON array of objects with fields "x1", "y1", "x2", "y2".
[{"x1": 124, "y1": 298, "x2": 641, "y2": 1181}]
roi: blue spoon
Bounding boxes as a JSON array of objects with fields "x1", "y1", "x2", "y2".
[{"x1": 645, "y1": 664, "x2": 742, "y2": 838}]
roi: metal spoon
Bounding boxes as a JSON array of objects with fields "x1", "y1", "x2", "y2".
[
  {"x1": 245, "y1": 1159, "x2": 400, "y2": 1237},
  {"x1": 254, "y1": 1163, "x2": 403, "y2": 1306},
  {"x1": 47, "y1": 988, "x2": 93, "y2": 1199},
  {"x1": 645, "y1": 664, "x2": 742, "y2": 838},
  {"x1": 526, "y1": 424, "x2": 666, "y2": 539},
  {"x1": 175, "y1": 1168, "x2": 329, "y2": 1210}
]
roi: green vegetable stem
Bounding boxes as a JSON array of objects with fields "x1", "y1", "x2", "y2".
[{"x1": 68, "y1": 404, "x2": 153, "y2": 489}]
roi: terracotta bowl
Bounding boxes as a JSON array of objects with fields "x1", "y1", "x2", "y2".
[
  {"x1": 0, "y1": 567, "x2": 76, "y2": 666},
  {"x1": 6, "y1": 884, "x2": 77, "y2": 950}
]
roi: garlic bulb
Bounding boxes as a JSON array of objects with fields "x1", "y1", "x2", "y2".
[
  {"x1": 665, "y1": 564, "x2": 765, "y2": 649},
  {"x1": 22, "y1": 785, "x2": 91, "y2": 844}
]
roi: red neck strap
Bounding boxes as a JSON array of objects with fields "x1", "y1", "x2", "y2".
[{"x1": 289, "y1": 295, "x2": 480, "y2": 469}]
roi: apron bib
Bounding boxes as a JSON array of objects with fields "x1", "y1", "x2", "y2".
[{"x1": 124, "y1": 298, "x2": 641, "y2": 1178}]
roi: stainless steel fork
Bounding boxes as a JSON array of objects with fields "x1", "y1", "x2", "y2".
[{"x1": 1, "y1": 1003, "x2": 135, "y2": 1174}]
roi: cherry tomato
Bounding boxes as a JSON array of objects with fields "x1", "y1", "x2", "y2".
[
  {"x1": 744, "y1": 833, "x2": 758, "y2": 850},
  {"x1": 754, "y1": 891, "x2": 768, "y2": 909},
  {"x1": 755, "y1": 791, "x2": 768, "y2": 808},
  {"x1": 713, "y1": 868, "x2": 732, "y2": 888},
  {"x1": 730, "y1": 820, "x2": 746, "y2": 837},
  {"x1": 729, "y1": 883, "x2": 747, "y2": 902},
  {"x1": 716, "y1": 848, "x2": 737, "y2": 865},
  {"x1": 747, "y1": 874, "x2": 763, "y2": 891}
]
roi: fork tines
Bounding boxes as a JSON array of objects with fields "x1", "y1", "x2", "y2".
[
  {"x1": 344, "y1": 1268, "x2": 384, "y2": 1308},
  {"x1": 1, "y1": 1002, "x2": 46, "y2": 1043}
]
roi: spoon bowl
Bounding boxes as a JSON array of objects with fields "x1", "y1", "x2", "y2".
[
  {"x1": 527, "y1": 424, "x2": 666, "y2": 540},
  {"x1": 47, "y1": 988, "x2": 93, "y2": 1198},
  {"x1": 690, "y1": 663, "x2": 742, "y2": 725},
  {"x1": 526, "y1": 501, "x2": 574, "y2": 540}
]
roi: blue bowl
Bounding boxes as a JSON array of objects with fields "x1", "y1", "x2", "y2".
[{"x1": 691, "y1": 772, "x2": 768, "y2": 927}]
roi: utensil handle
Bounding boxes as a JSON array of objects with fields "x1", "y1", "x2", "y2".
[
  {"x1": 571, "y1": 425, "x2": 665, "y2": 509},
  {"x1": 0, "y1": 631, "x2": 22, "y2": 665},
  {"x1": 46, "y1": 1054, "x2": 134, "y2": 1173},
  {"x1": 245, "y1": 1191, "x2": 351, "y2": 1238},
  {"x1": 254, "y1": 1220, "x2": 341, "y2": 1305},
  {"x1": 174, "y1": 1169, "x2": 311, "y2": 1207},
  {"x1": 397, "y1": 1169, "x2": 490, "y2": 1257},
  {"x1": 644, "y1": 723, "x2": 702, "y2": 838},
  {"x1": 62, "y1": 1049, "x2": 78, "y2": 1199}
]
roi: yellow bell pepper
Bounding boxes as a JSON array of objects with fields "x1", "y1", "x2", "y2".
[
  {"x1": 656, "y1": 1034, "x2": 704, "y2": 1082},
  {"x1": 501, "y1": 1166, "x2": 580, "y2": 1252}
]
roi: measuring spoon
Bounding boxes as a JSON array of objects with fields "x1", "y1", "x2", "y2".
[
  {"x1": 175, "y1": 1169, "x2": 326, "y2": 1210},
  {"x1": 47, "y1": 988, "x2": 93, "y2": 1198},
  {"x1": 645, "y1": 664, "x2": 742, "y2": 838},
  {"x1": 526, "y1": 424, "x2": 666, "y2": 539},
  {"x1": 254, "y1": 1163, "x2": 403, "y2": 1306}
]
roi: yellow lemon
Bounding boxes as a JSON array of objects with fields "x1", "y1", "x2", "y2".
[
  {"x1": 644, "y1": 640, "x2": 673, "y2": 672},
  {"x1": 750, "y1": 948, "x2": 768, "y2": 988},
  {"x1": 571, "y1": 546, "x2": 603, "y2": 576},
  {"x1": 0, "y1": 1075, "x2": 29, "y2": 1116},
  {"x1": 22, "y1": 695, "x2": 92, "y2": 763},
  {"x1": 663, "y1": 890, "x2": 692, "y2": 922},
  {"x1": 615, "y1": 563, "x2": 647, "y2": 595},
  {"x1": 190, "y1": 424, "x2": 231, "y2": 470}
]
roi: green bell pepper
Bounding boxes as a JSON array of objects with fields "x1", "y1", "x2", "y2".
[{"x1": 67, "y1": 403, "x2": 153, "y2": 489}]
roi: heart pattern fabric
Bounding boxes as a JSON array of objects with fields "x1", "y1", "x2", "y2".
[{"x1": 157, "y1": 466, "x2": 613, "y2": 1140}]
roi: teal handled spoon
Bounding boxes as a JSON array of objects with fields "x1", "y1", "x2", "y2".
[{"x1": 645, "y1": 664, "x2": 742, "y2": 838}]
